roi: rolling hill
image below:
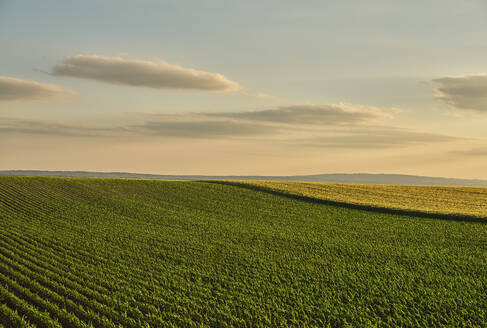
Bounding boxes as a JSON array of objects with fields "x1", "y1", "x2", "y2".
[
  {"x1": 2, "y1": 170, "x2": 487, "y2": 186},
  {"x1": 0, "y1": 177, "x2": 485, "y2": 327}
]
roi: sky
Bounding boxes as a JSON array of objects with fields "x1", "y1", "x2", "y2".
[{"x1": 1, "y1": 0, "x2": 487, "y2": 178}]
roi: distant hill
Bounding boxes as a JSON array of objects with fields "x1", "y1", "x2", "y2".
[{"x1": 2, "y1": 170, "x2": 487, "y2": 187}]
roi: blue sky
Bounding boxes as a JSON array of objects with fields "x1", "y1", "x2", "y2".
[{"x1": 1, "y1": 0, "x2": 487, "y2": 177}]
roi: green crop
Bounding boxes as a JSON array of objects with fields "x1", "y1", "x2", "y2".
[
  {"x1": 0, "y1": 177, "x2": 486, "y2": 327},
  {"x1": 239, "y1": 180, "x2": 487, "y2": 219}
]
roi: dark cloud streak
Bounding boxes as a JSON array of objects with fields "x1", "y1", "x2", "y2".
[
  {"x1": 433, "y1": 74, "x2": 487, "y2": 112},
  {"x1": 130, "y1": 120, "x2": 278, "y2": 138},
  {"x1": 0, "y1": 103, "x2": 463, "y2": 149},
  {"x1": 301, "y1": 128, "x2": 461, "y2": 149},
  {"x1": 0, "y1": 117, "x2": 114, "y2": 137},
  {"x1": 202, "y1": 104, "x2": 388, "y2": 125},
  {"x1": 450, "y1": 147, "x2": 487, "y2": 157}
]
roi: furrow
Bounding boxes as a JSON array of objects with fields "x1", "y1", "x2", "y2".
[
  {"x1": 0, "y1": 254, "x2": 137, "y2": 328},
  {"x1": 0, "y1": 284, "x2": 62, "y2": 328},
  {"x1": 0, "y1": 239, "x2": 153, "y2": 325},
  {"x1": 0, "y1": 303, "x2": 36, "y2": 328}
]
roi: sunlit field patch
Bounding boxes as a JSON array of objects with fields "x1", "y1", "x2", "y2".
[{"x1": 240, "y1": 181, "x2": 487, "y2": 219}]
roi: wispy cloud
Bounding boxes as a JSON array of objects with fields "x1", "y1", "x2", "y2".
[
  {"x1": 301, "y1": 127, "x2": 461, "y2": 149},
  {"x1": 51, "y1": 55, "x2": 241, "y2": 92},
  {"x1": 201, "y1": 104, "x2": 390, "y2": 125},
  {"x1": 433, "y1": 74, "x2": 487, "y2": 112},
  {"x1": 0, "y1": 104, "x2": 463, "y2": 149},
  {"x1": 0, "y1": 76, "x2": 75, "y2": 103},
  {"x1": 0, "y1": 117, "x2": 113, "y2": 137},
  {"x1": 129, "y1": 120, "x2": 278, "y2": 138},
  {"x1": 450, "y1": 147, "x2": 487, "y2": 157}
]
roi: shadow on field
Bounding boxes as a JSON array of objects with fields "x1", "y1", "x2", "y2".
[{"x1": 203, "y1": 181, "x2": 487, "y2": 224}]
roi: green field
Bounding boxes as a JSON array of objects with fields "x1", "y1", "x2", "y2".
[
  {"x1": 0, "y1": 177, "x2": 486, "y2": 327},
  {"x1": 238, "y1": 181, "x2": 487, "y2": 219}
]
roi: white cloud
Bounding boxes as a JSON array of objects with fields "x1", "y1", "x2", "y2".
[
  {"x1": 0, "y1": 76, "x2": 75, "y2": 102},
  {"x1": 51, "y1": 55, "x2": 241, "y2": 92},
  {"x1": 433, "y1": 74, "x2": 487, "y2": 112}
]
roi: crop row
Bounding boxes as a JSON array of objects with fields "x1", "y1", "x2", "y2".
[
  {"x1": 0, "y1": 177, "x2": 486, "y2": 327},
  {"x1": 0, "y1": 302, "x2": 36, "y2": 328},
  {"x1": 0, "y1": 222, "x2": 254, "y2": 327}
]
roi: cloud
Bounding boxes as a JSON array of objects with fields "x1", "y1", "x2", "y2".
[
  {"x1": 201, "y1": 104, "x2": 390, "y2": 125},
  {"x1": 0, "y1": 76, "x2": 75, "y2": 102},
  {"x1": 0, "y1": 116, "x2": 275, "y2": 139},
  {"x1": 130, "y1": 120, "x2": 278, "y2": 138},
  {"x1": 433, "y1": 74, "x2": 487, "y2": 112},
  {"x1": 125, "y1": 103, "x2": 391, "y2": 139},
  {"x1": 0, "y1": 103, "x2": 463, "y2": 149},
  {"x1": 123, "y1": 105, "x2": 463, "y2": 147},
  {"x1": 51, "y1": 55, "x2": 241, "y2": 92},
  {"x1": 301, "y1": 127, "x2": 461, "y2": 149},
  {"x1": 450, "y1": 147, "x2": 487, "y2": 157},
  {"x1": 0, "y1": 117, "x2": 113, "y2": 137}
]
